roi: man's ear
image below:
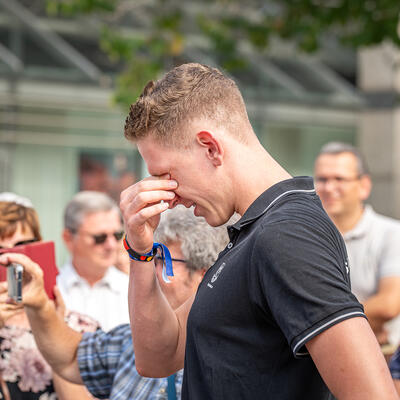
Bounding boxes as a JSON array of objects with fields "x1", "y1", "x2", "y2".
[
  {"x1": 196, "y1": 131, "x2": 223, "y2": 166},
  {"x1": 359, "y1": 174, "x2": 372, "y2": 201},
  {"x1": 62, "y1": 228, "x2": 74, "y2": 252}
]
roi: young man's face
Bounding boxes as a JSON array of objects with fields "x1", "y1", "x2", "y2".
[
  {"x1": 137, "y1": 136, "x2": 229, "y2": 227},
  {"x1": 64, "y1": 209, "x2": 123, "y2": 274},
  {"x1": 314, "y1": 152, "x2": 370, "y2": 219}
]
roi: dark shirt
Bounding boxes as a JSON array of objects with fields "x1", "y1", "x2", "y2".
[{"x1": 182, "y1": 177, "x2": 365, "y2": 400}]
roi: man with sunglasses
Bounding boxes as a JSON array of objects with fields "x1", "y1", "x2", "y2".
[
  {"x1": 58, "y1": 191, "x2": 129, "y2": 331},
  {"x1": 314, "y1": 142, "x2": 400, "y2": 348},
  {"x1": 0, "y1": 206, "x2": 229, "y2": 400}
]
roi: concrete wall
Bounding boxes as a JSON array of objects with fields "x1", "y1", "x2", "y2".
[{"x1": 358, "y1": 44, "x2": 400, "y2": 218}]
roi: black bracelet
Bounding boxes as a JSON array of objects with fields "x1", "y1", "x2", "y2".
[{"x1": 123, "y1": 235, "x2": 157, "y2": 262}]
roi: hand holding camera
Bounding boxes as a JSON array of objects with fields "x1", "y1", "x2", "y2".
[{"x1": 0, "y1": 252, "x2": 49, "y2": 311}]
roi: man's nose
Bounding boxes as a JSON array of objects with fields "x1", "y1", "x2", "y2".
[
  {"x1": 103, "y1": 234, "x2": 119, "y2": 248},
  {"x1": 323, "y1": 179, "x2": 338, "y2": 192}
]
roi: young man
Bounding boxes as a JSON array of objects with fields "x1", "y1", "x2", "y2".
[
  {"x1": 314, "y1": 142, "x2": 400, "y2": 346},
  {"x1": 120, "y1": 63, "x2": 398, "y2": 399},
  {"x1": 0, "y1": 206, "x2": 229, "y2": 400},
  {"x1": 58, "y1": 191, "x2": 129, "y2": 330}
]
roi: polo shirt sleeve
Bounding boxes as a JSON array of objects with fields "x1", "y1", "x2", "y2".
[
  {"x1": 378, "y1": 221, "x2": 400, "y2": 279},
  {"x1": 77, "y1": 325, "x2": 128, "y2": 399},
  {"x1": 252, "y1": 216, "x2": 365, "y2": 358}
]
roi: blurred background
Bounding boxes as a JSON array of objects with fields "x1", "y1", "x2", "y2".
[{"x1": 0, "y1": 0, "x2": 399, "y2": 264}]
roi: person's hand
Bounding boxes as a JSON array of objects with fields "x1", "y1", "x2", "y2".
[
  {"x1": 0, "y1": 253, "x2": 48, "y2": 310},
  {"x1": 53, "y1": 286, "x2": 66, "y2": 319},
  {"x1": 376, "y1": 328, "x2": 389, "y2": 345},
  {"x1": 120, "y1": 174, "x2": 178, "y2": 253},
  {"x1": 0, "y1": 281, "x2": 23, "y2": 328}
]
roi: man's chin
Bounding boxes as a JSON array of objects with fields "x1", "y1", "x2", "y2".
[
  {"x1": 191, "y1": 205, "x2": 226, "y2": 227},
  {"x1": 321, "y1": 201, "x2": 341, "y2": 214},
  {"x1": 200, "y1": 212, "x2": 227, "y2": 227},
  {"x1": 193, "y1": 204, "x2": 201, "y2": 217},
  {"x1": 95, "y1": 260, "x2": 114, "y2": 270},
  {"x1": 324, "y1": 206, "x2": 343, "y2": 219}
]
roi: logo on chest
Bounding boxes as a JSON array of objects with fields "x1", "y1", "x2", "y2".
[{"x1": 207, "y1": 262, "x2": 226, "y2": 289}]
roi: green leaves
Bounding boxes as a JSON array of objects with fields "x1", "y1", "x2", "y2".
[
  {"x1": 113, "y1": 60, "x2": 162, "y2": 111},
  {"x1": 46, "y1": 0, "x2": 117, "y2": 16},
  {"x1": 46, "y1": 0, "x2": 400, "y2": 109}
]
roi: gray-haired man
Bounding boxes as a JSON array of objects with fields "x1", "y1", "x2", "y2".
[
  {"x1": 0, "y1": 206, "x2": 229, "y2": 400},
  {"x1": 314, "y1": 142, "x2": 400, "y2": 347},
  {"x1": 58, "y1": 191, "x2": 129, "y2": 330}
]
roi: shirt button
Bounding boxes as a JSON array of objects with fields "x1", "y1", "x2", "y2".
[{"x1": 227, "y1": 242, "x2": 233, "y2": 249}]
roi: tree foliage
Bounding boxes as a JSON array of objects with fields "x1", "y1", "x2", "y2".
[{"x1": 46, "y1": 0, "x2": 400, "y2": 109}]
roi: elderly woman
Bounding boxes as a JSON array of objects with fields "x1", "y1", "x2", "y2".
[{"x1": 0, "y1": 192, "x2": 98, "y2": 400}]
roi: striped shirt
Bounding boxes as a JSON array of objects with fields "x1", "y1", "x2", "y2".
[{"x1": 77, "y1": 324, "x2": 182, "y2": 400}]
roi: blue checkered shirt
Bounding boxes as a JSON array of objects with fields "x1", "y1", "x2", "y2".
[
  {"x1": 77, "y1": 324, "x2": 182, "y2": 399},
  {"x1": 390, "y1": 347, "x2": 400, "y2": 380}
]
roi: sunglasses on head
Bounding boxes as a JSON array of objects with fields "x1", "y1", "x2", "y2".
[
  {"x1": 89, "y1": 230, "x2": 124, "y2": 245},
  {"x1": 0, "y1": 238, "x2": 38, "y2": 249}
]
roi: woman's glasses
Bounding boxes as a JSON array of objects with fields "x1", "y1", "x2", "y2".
[{"x1": 154, "y1": 255, "x2": 186, "y2": 266}]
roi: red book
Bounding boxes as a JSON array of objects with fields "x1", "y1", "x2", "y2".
[{"x1": 0, "y1": 241, "x2": 59, "y2": 300}]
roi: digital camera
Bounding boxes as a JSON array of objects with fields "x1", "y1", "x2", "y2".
[{"x1": 7, "y1": 263, "x2": 23, "y2": 302}]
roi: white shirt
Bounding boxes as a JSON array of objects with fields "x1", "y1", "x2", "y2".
[
  {"x1": 344, "y1": 205, "x2": 400, "y2": 346},
  {"x1": 57, "y1": 261, "x2": 129, "y2": 331}
]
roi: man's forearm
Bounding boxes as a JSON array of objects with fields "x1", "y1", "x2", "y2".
[
  {"x1": 307, "y1": 317, "x2": 398, "y2": 399},
  {"x1": 364, "y1": 295, "x2": 400, "y2": 323},
  {"x1": 25, "y1": 300, "x2": 83, "y2": 384},
  {"x1": 129, "y1": 260, "x2": 187, "y2": 377},
  {"x1": 364, "y1": 277, "x2": 400, "y2": 330}
]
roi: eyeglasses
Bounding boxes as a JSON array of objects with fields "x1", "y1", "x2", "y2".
[
  {"x1": 154, "y1": 255, "x2": 186, "y2": 266},
  {"x1": 79, "y1": 230, "x2": 124, "y2": 245},
  {"x1": 0, "y1": 238, "x2": 38, "y2": 249},
  {"x1": 314, "y1": 176, "x2": 361, "y2": 186}
]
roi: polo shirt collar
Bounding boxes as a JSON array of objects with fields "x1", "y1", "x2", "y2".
[
  {"x1": 63, "y1": 260, "x2": 122, "y2": 292},
  {"x1": 343, "y1": 204, "x2": 373, "y2": 241},
  {"x1": 230, "y1": 176, "x2": 315, "y2": 233}
]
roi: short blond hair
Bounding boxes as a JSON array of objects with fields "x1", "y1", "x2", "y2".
[{"x1": 124, "y1": 63, "x2": 251, "y2": 147}]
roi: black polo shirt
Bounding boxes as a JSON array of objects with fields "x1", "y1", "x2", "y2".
[{"x1": 182, "y1": 177, "x2": 365, "y2": 400}]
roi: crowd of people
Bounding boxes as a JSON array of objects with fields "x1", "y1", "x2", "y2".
[{"x1": 0, "y1": 62, "x2": 399, "y2": 399}]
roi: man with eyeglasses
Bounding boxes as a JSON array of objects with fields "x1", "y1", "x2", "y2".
[
  {"x1": 0, "y1": 206, "x2": 229, "y2": 400},
  {"x1": 314, "y1": 141, "x2": 400, "y2": 347},
  {"x1": 58, "y1": 191, "x2": 129, "y2": 331}
]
